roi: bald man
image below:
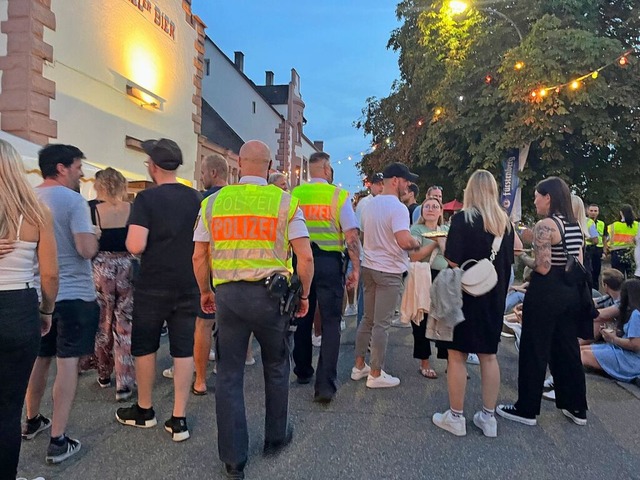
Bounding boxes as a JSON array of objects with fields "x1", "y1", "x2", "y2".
[{"x1": 193, "y1": 140, "x2": 314, "y2": 478}]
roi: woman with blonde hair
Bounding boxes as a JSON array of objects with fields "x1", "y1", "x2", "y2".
[
  {"x1": 432, "y1": 170, "x2": 514, "y2": 438},
  {"x1": 91, "y1": 168, "x2": 136, "y2": 401},
  {"x1": 0, "y1": 139, "x2": 58, "y2": 478}
]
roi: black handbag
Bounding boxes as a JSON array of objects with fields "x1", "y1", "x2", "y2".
[{"x1": 550, "y1": 216, "x2": 588, "y2": 286}]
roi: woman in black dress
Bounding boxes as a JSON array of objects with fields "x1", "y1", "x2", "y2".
[
  {"x1": 497, "y1": 177, "x2": 588, "y2": 426},
  {"x1": 432, "y1": 170, "x2": 514, "y2": 438}
]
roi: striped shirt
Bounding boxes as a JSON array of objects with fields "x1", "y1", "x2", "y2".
[{"x1": 550, "y1": 215, "x2": 583, "y2": 266}]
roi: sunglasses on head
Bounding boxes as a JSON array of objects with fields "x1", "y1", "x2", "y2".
[{"x1": 429, "y1": 185, "x2": 443, "y2": 191}]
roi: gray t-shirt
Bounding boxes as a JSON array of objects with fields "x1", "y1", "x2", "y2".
[{"x1": 35, "y1": 186, "x2": 96, "y2": 302}]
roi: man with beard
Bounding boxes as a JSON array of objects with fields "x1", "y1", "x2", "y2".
[
  {"x1": 351, "y1": 162, "x2": 421, "y2": 388},
  {"x1": 116, "y1": 139, "x2": 202, "y2": 442},
  {"x1": 24, "y1": 144, "x2": 99, "y2": 463}
]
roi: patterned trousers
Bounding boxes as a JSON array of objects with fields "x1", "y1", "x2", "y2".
[{"x1": 93, "y1": 252, "x2": 135, "y2": 391}]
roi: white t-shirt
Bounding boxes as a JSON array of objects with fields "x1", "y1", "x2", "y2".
[
  {"x1": 355, "y1": 194, "x2": 373, "y2": 230},
  {"x1": 361, "y1": 194, "x2": 410, "y2": 274}
]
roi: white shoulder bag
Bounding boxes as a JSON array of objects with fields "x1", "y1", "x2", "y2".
[{"x1": 460, "y1": 235, "x2": 503, "y2": 297}]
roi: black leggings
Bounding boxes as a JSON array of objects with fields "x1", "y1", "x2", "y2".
[
  {"x1": 411, "y1": 269, "x2": 441, "y2": 360},
  {"x1": 515, "y1": 268, "x2": 587, "y2": 416},
  {"x1": 0, "y1": 288, "x2": 40, "y2": 480}
]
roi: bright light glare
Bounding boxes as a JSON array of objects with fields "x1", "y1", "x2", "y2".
[{"x1": 449, "y1": 1, "x2": 469, "y2": 14}]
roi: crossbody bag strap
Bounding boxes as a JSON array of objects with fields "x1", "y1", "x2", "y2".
[
  {"x1": 549, "y1": 216, "x2": 569, "y2": 257},
  {"x1": 489, "y1": 235, "x2": 503, "y2": 262}
]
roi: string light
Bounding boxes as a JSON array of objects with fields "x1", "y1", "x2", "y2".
[
  {"x1": 514, "y1": 61, "x2": 525, "y2": 70},
  {"x1": 484, "y1": 75, "x2": 493, "y2": 84},
  {"x1": 570, "y1": 80, "x2": 580, "y2": 90}
]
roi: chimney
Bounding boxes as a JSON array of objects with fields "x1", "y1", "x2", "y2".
[
  {"x1": 234, "y1": 51, "x2": 244, "y2": 72},
  {"x1": 265, "y1": 71, "x2": 274, "y2": 86},
  {"x1": 313, "y1": 141, "x2": 324, "y2": 152}
]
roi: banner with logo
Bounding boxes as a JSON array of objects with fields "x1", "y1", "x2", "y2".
[{"x1": 501, "y1": 150, "x2": 519, "y2": 220}]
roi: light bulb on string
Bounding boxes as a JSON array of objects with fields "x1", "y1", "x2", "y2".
[
  {"x1": 539, "y1": 89, "x2": 548, "y2": 97},
  {"x1": 570, "y1": 80, "x2": 580, "y2": 90},
  {"x1": 619, "y1": 56, "x2": 628, "y2": 66},
  {"x1": 514, "y1": 62, "x2": 525, "y2": 70},
  {"x1": 591, "y1": 71, "x2": 598, "y2": 79}
]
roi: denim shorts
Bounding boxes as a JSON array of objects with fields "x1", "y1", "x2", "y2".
[
  {"x1": 39, "y1": 299, "x2": 100, "y2": 358},
  {"x1": 131, "y1": 288, "x2": 198, "y2": 358}
]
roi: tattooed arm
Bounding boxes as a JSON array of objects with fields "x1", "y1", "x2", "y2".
[
  {"x1": 344, "y1": 228, "x2": 362, "y2": 291},
  {"x1": 518, "y1": 218, "x2": 554, "y2": 275}
]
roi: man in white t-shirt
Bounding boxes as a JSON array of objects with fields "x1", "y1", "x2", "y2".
[
  {"x1": 354, "y1": 173, "x2": 383, "y2": 325},
  {"x1": 351, "y1": 162, "x2": 421, "y2": 388}
]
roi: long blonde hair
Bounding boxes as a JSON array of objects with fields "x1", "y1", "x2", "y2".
[
  {"x1": 571, "y1": 194, "x2": 589, "y2": 237},
  {"x1": 0, "y1": 139, "x2": 46, "y2": 238},
  {"x1": 462, "y1": 169, "x2": 511, "y2": 236}
]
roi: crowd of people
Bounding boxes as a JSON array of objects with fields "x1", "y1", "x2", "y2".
[{"x1": 1, "y1": 136, "x2": 639, "y2": 480}]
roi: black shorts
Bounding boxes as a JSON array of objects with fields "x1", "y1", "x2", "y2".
[
  {"x1": 39, "y1": 300, "x2": 100, "y2": 358},
  {"x1": 131, "y1": 288, "x2": 198, "y2": 358}
]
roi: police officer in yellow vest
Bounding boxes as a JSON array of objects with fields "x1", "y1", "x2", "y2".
[
  {"x1": 606, "y1": 204, "x2": 639, "y2": 278},
  {"x1": 291, "y1": 152, "x2": 362, "y2": 403},
  {"x1": 586, "y1": 203, "x2": 607, "y2": 286},
  {"x1": 192, "y1": 140, "x2": 314, "y2": 480}
]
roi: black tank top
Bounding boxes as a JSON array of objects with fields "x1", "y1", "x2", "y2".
[{"x1": 90, "y1": 201, "x2": 129, "y2": 253}]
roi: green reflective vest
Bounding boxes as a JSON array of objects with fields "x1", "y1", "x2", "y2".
[
  {"x1": 586, "y1": 218, "x2": 605, "y2": 247},
  {"x1": 292, "y1": 182, "x2": 348, "y2": 252},
  {"x1": 202, "y1": 184, "x2": 298, "y2": 287},
  {"x1": 608, "y1": 221, "x2": 639, "y2": 250}
]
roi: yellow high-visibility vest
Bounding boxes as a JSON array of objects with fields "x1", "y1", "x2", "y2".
[
  {"x1": 202, "y1": 184, "x2": 298, "y2": 287},
  {"x1": 586, "y1": 218, "x2": 606, "y2": 248},
  {"x1": 607, "y1": 221, "x2": 639, "y2": 250},
  {"x1": 292, "y1": 182, "x2": 348, "y2": 252}
]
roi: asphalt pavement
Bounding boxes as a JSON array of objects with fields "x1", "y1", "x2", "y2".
[{"x1": 17, "y1": 315, "x2": 640, "y2": 480}]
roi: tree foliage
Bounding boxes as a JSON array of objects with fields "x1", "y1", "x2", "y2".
[{"x1": 357, "y1": 0, "x2": 640, "y2": 221}]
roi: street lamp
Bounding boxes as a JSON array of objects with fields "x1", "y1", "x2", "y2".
[{"x1": 448, "y1": 1, "x2": 523, "y2": 43}]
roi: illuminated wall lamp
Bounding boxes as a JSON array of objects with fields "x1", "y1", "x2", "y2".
[{"x1": 126, "y1": 84, "x2": 161, "y2": 109}]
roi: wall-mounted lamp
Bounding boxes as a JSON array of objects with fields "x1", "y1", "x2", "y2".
[{"x1": 126, "y1": 83, "x2": 161, "y2": 109}]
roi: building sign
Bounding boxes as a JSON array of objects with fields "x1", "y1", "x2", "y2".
[{"x1": 126, "y1": 0, "x2": 176, "y2": 40}]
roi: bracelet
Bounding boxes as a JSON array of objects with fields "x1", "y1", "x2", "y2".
[
  {"x1": 39, "y1": 309, "x2": 54, "y2": 315},
  {"x1": 299, "y1": 295, "x2": 309, "y2": 300}
]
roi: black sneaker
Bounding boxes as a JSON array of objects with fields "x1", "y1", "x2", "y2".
[
  {"x1": 22, "y1": 414, "x2": 51, "y2": 440},
  {"x1": 45, "y1": 435, "x2": 81, "y2": 464},
  {"x1": 97, "y1": 377, "x2": 112, "y2": 388},
  {"x1": 164, "y1": 416, "x2": 190, "y2": 442},
  {"x1": 496, "y1": 404, "x2": 537, "y2": 426},
  {"x1": 115, "y1": 387, "x2": 133, "y2": 402},
  {"x1": 562, "y1": 409, "x2": 587, "y2": 426},
  {"x1": 224, "y1": 462, "x2": 246, "y2": 480},
  {"x1": 116, "y1": 404, "x2": 157, "y2": 428},
  {"x1": 263, "y1": 427, "x2": 293, "y2": 456}
]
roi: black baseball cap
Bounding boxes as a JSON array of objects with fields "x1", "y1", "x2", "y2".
[
  {"x1": 382, "y1": 162, "x2": 419, "y2": 182},
  {"x1": 371, "y1": 172, "x2": 384, "y2": 183},
  {"x1": 141, "y1": 138, "x2": 183, "y2": 171}
]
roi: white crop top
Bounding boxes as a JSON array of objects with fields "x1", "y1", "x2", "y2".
[{"x1": 0, "y1": 216, "x2": 37, "y2": 288}]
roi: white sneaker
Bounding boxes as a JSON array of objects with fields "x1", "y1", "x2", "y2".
[
  {"x1": 245, "y1": 357, "x2": 256, "y2": 366},
  {"x1": 366, "y1": 370, "x2": 400, "y2": 388},
  {"x1": 17, "y1": 477, "x2": 45, "y2": 480},
  {"x1": 432, "y1": 410, "x2": 466, "y2": 436},
  {"x1": 466, "y1": 353, "x2": 480, "y2": 365},
  {"x1": 473, "y1": 411, "x2": 497, "y2": 437},
  {"x1": 542, "y1": 389, "x2": 556, "y2": 401},
  {"x1": 208, "y1": 349, "x2": 216, "y2": 361},
  {"x1": 543, "y1": 375, "x2": 554, "y2": 389},
  {"x1": 162, "y1": 366, "x2": 174, "y2": 379},
  {"x1": 350, "y1": 364, "x2": 371, "y2": 381},
  {"x1": 340, "y1": 320, "x2": 346, "y2": 331},
  {"x1": 311, "y1": 334, "x2": 322, "y2": 347},
  {"x1": 390, "y1": 318, "x2": 411, "y2": 328},
  {"x1": 344, "y1": 304, "x2": 357, "y2": 316}
]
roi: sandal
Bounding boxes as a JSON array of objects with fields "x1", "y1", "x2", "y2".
[
  {"x1": 419, "y1": 368, "x2": 438, "y2": 379},
  {"x1": 191, "y1": 382, "x2": 208, "y2": 396}
]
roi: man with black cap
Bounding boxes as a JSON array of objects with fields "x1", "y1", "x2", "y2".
[
  {"x1": 116, "y1": 138, "x2": 202, "y2": 442},
  {"x1": 351, "y1": 162, "x2": 421, "y2": 388},
  {"x1": 354, "y1": 172, "x2": 383, "y2": 325}
]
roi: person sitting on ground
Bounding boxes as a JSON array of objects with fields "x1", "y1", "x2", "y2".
[
  {"x1": 580, "y1": 279, "x2": 640, "y2": 383},
  {"x1": 586, "y1": 268, "x2": 624, "y2": 343}
]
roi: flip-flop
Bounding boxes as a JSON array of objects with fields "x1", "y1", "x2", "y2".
[
  {"x1": 191, "y1": 382, "x2": 208, "y2": 396},
  {"x1": 419, "y1": 368, "x2": 438, "y2": 379}
]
